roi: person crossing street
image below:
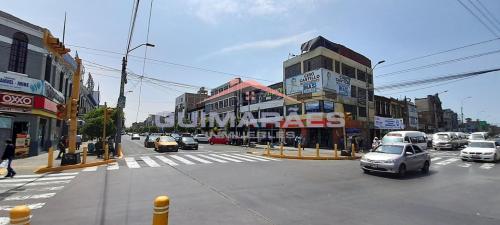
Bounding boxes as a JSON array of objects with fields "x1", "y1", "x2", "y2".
[{"x1": 1, "y1": 139, "x2": 16, "y2": 178}]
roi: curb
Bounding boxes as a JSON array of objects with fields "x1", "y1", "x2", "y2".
[
  {"x1": 34, "y1": 159, "x2": 116, "y2": 174},
  {"x1": 247, "y1": 151, "x2": 361, "y2": 160}
]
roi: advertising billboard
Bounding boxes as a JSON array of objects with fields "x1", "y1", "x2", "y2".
[
  {"x1": 0, "y1": 72, "x2": 44, "y2": 95},
  {"x1": 285, "y1": 68, "x2": 351, "y2": 96},
  {"x1": 374, "y1": 116, "x2": 405, "y2": 130}
]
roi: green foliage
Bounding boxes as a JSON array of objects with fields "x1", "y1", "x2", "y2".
[{"x1": 81, "y1": 107, "x2": 120, "y2": 140}]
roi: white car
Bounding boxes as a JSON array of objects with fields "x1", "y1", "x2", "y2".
[
  {"x1": 193, "y1": 134, "x2": 209, "y2": 143},
  {"x1": 131, "y1": 133, "x2": 140, "y2": 140},
  {"x1": 460, "y1": 141, "x2": 500, "y2": 162}
]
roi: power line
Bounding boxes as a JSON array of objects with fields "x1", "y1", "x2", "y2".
[
  {"x1": 377, "y1": 49, "x2": 500, "y2": 77},
  {"x1": 456, "y1": 0, "x2": 500, "y2": 37},
  {"x1": 378, "y1": 76, "x2": 473, "y2": 95},
  {"x1": 379, "y1": 38, "x2": 500, "y2": 68},
  {"x1": 467, "y1": 0, "x2": 500, "y2": 33},
  {"x1": 476, "y1": 0, "x2": 500, "y2": 28},
  {"x1": 126, "y1": 0, "x2": 141, "y2": 54},
  {"x1": 136, "y1": 0, "x2": 154, "y2": 123}
]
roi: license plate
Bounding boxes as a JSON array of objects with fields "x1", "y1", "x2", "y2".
[
  {"x1": 371, "y1": 163, "x2": 379, "y2": 168},
  {"x1": 472, "y1": 155, "x2": 481, "y2": 159}
]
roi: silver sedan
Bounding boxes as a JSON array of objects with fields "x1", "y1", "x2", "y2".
[{"x1": 360, "y1": 143, "x2": 431, "y2": 177}]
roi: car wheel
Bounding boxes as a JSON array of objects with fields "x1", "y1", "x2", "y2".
[
  {"x1": 398, "y1": 164, "x2": 406, "y2": 178},
  {"x1": 174, "y1": 147, "x2": 179, "y2": 152},
  {"x1": 209, "y1": 142, "x2": 214, "y2": 145},
  {"x1": 494, "y1": 154, "x2": 498, "y2": 163},
  {"x1": 362, "y1": 169, "x2": 370, "y2": 174},
  {"x1": 421, "y1": 161, "x2": 430, "y2": 174},
  {"x1": 194, "y1": 147, "x2": 198, "y2": 150}
]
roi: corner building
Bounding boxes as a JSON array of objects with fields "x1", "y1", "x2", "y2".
[{"x1": 282, "y1": 36, "x2": 374, "y2": 149}]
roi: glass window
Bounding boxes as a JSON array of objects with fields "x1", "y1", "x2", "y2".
[
  {"x1": 0, "y1": 117, "x2": 12, "y2": 129},
  {"x1": 351, "y1": 85, "x2": 357, "y2": 98},
  {"x1": 356, "y1": 69, "x2": 366, "y2": 82},
  {"x1": 357, "y1": 87, "x2": 366, "y2": 99},
  {"x1": 367, "y1": 73, "x2": 373, "y2": 84},
  {"x1": 305, "y1": 101, "x2": 320, "y2": 113},
  {"x1": 286, "y1": 104, "x2": 302, "y2": 115},
  {"x1": 413, "y1": 145, "x2": 423, "y2": 153},
  {"x1": 224, "y1": 99, "x2": 228, "y2": 107},
  {"x1": 368, "y1": 90, "x2": 374, "y2": 101},
  {"x1": 323, "y1": 101, "x2": 334, "y2": 113},
  {"x1": 284, "y1": 63, "x2": 301, "y2": 79},
  {"x1": 373, "y1": 145, "x2": 403, "y2": 154},
  {"x1": 344, "y1": 104, "x2": 357, "y2": 120},
  {"x1": 303, "y1": 56, "x2": 333, "y2": 72},
  {"x1": 8, "y1": 32, "x2": 29, "y2": 74},
  {"x1": 334, "y1": 61, "x2": 340, "y2": 73},
  {"x1": 405, "y1": 146, "x2": 415, "y2": 154},
  {"x1": 358, "y1": 106, "x2": 367, "y2": 117},
  {"x1": 341, "y1": 63, "x2": 355, "y2": 78}
]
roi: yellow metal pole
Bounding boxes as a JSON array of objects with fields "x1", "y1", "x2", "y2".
[
  {"x1": 152, "y1": 195, "x2": 169, "y2": 225},
  {"x1": 266, "y1": 142, "x2": 270, "y2": 155},
  {"x1": 280, "y1": 143, "x2": 284, "y2": 157},
  {"x1": 10, "y1": 205, "x2": 31, "y2": 225},
  {"x1": 67, "y1": 55, "x2": 82, "y2": 154},
  {"x1": 117, "y1": 143, "x2": 123, "y2": 158},
  {"x1": 102, "y1": 103, "x2": 107, "y2": 160},
  {"x1": 316, "y1": 143, "x2": 320, "y2": 157},
  {"x1": 47, "y1": 147, "x2": 54, "y2": 168},
  {"x1": 334, "y1": 144, "x2": 338, "y2": 159},
  {"x1": 351, "y1": 143, "x2": 355, "y2": 158},
  {"x1": 298, "y1": 144, "x2": 302, "y2": 158},
  {"x1": 82, "y1": 146, "x2": 88, "y2": 164}
]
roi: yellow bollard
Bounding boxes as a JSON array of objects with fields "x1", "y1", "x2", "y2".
[
  {"x1": 266, "y1": 142, "x2": 270, "y2": 155},
  {"x1": 298, "y1": 144, "x2": 302, "y2": 158},
  {"x1": 351, "y1": 143, "x2": 356, "y2": 158},
  {"x1": 334, "y1": 144, "x2": 338, "y2": 159},
  {"x1": 316, "y1": 143, "x2": 320, "y2": 157},
  {"x1": 117, "y1": 143, "x2": 123, "y2": 158},
  {"x1": 82, "y1": 147, "x2": 88, "y2": 164},
  {"x1": 280, "y1": 143, "x2": 284, "y2": 157},
  {"x1": 10, "y1": 205, "x2": 31, "y2": 225},
  {"x1": 47, "y1": 147, "x2": 54, "y2": 168},
  {"x1": 152, "y1": 195, "x2": 169, "y2": 225}
]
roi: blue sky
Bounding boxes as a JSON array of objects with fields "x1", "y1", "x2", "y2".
[{"x1": 3, "y1": 0, "x2": 500, "y2": 126}]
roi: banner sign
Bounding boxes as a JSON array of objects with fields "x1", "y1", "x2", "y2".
[
  {"x1": 374, "y1": 116, "x2": 405, "y2": 130},
  {"x1": 323, "y1": 69, "x2": 351, "y2": 96},
  {"x1": 34, "y1": 96, "x2": 58, "y2": 113},
  {"x1": 0, "y1": 92, "x2": 33, "y2": 108},
  {"x1": 0, "y1": 72, "x2": 44, "y2": 95},
  {"x1": 44, "y1": 81, "x2": 65, "y2": 104},
  {"x1": 285, "y1": 69, "x2": 351, "y2": 96}
]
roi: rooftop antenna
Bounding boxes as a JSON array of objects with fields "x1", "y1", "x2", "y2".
[{"x1": 62, "y1": 12, "x2": 67, "y2": 45}]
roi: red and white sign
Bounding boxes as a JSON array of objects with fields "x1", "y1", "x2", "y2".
[
  {"x1": 34, "y1": 96, "x2": 58, "y2": 113},
  {"x1": 0, "y1": 92, "x2": 33, "y2": 107}
]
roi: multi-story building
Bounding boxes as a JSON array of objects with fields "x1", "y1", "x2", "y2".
[
  {"x1": 405, "y1": 99, "x2": 419, "y2": 130},
  {"x1": 443, "y1": 109, "x2": 458, "y2": 131},
  {"x1": 282, "y1": 36, "x2": 374, "y2": 148},
  {"x1": 373, "y1": 95, "x2": 406, "y2": 137},
  {"x1": 415, "y1": 94, "x2": 444, "y2": 133},
  {"x1": 0, "y1": 10, "x2": 78, "y2": 156},
  {"x1": 203, "y1": 78, "x2": 242, "y2": 130},
  {"x1": 175, "y1": 87, "x2": 208, "y2": 123},
  {"x1": 77, "y1": 73, "x2": 99, "y2": 117}
]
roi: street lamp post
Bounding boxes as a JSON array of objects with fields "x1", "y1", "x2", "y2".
[
  {"x1": 461, "y1": 96, "x2": 472, "y2": 131},
  {"x1": 366, "y1": 60, "x2": 385, "y2": 141},
  {"x1": 115, "y1": 43, "x2": 155, "y2": 155}
]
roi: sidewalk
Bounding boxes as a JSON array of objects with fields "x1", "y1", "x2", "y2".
[{"x1": 249, "y1": 144, "x2": 363, "y2": 159}]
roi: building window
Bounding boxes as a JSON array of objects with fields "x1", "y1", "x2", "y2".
[
  {"x1": 341, "y1": 63, "x2": 355, "y2": 78},
  {"x1": 351, "y1": 85, "x2": 357, "y2": 98},
  {"x1": 59, "y1": 72, "x2": 64, "y2": 92},
  {"x1": 305, "y1": 101, "x2": 321, "y2": 113},
  {"x1": 285, "y1": 63, "x2": 301, "y2": 79},
  {"x1": 303, "y1": 56, "x2": 333, "y2": 72},
  {"x1": 368, "y1": 90, "x2": 374, "y2": 101},
  {"x1": 218, "y1": 101, "x2": 223, "y2": 109},
  {"x1": 45, "y1": 55, "x2": 52, "y2": 82},
  {"x1": 367, "y1": 73, "x2": 373, "y2": 84},
  {"x1": 357, "y1": 87, "x2": 366, "y2": 99},
  {"x1": 356, "y1": 69, "x2": 366, "y2": 82},
  {"x1": 224, "y1": 99, "x2": 229, "y2": 107},
  {"x1": 358, "y1": 106, "x2": 367, "y2": 117},
  {"x1": 324, "y1": 100, "x2": 334, "y2": 113},
  {"x1": 8, "y1": 32, "x2": 29, "y2": 74},
  {"x1": 286, "y1": 104, "x2": 302, "y2": 115},
  {"x1": 334, "y1": 61, "x2": 340, "y2": 73},
  {"x1": 344, "y1": 104, "x2": 357, "y2": 120}
]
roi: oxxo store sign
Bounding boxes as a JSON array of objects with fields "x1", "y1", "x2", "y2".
[{"x1": 0, "y1": 92, "x2": 33, "y2": 113}]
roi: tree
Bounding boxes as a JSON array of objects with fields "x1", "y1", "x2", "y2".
[{"x1": 81, "y1": 107, "x2": 120, "y2": 140}]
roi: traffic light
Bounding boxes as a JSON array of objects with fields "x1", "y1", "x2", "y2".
[{"x1": 56, "y1": 104, "x2": 66, "y2": 120}]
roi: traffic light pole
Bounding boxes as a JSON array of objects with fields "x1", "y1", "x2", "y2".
[
  {"x1": 68, "y1": 55, "x2": 82, "y2": 155},
  {"x1": 114, "y1": 56, "x2": 127, "y2": 155}
]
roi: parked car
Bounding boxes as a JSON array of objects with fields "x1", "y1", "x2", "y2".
[
  {"x1": 144, "y1": 135, "x2": 158, "y2": 148},
  {"x1": 360, "y1": 143, "x2": 430, "y2": 177},
  {"x1": 131, "y1": 133, "x2": 140, "y2": 140},
  {"x1": 381, "y1": 131, "x2": 428, "y2": 150},
  {"x1": 178, "y1": 137, "x2": 199, "y2": 150},
  {"x1": 171, "y1": 133, "x2": 181, "y2": 142},
  {"x1": 455, "y1": 132, "x2": 469, "y2": 147},
  {"x1": 194, "y1": 134, "x2": 209, "y2": 143},
  {"x1": 460, "y1": 140, "x2": 500, "y2": 162},
  {"x1": 181, "y1": 133, "x2": 192, "y2": 137},
  {"x1": 432, "y1": 132, "x2": 460, "y2": 150},
  {"x1": 209, "y1": 135, "x2": 229, "y2": 145},
  {"x1": 154, "y1": 136, "x2": 179, "y2": 152}
]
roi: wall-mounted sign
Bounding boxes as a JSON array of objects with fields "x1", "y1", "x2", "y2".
[
  {"x1": 0, "y1": 92, "x2": 33, "y2": 108},
  {"x1": 34, "y1": 96, "x2": 58, "y2": 113},
  {"x1": 285, "y1": 68, "x2": 351, "y2": 97},
  {"x1": 323, "y1": 69, "x2": 351, "y2": 97},
  {"x1": 374, "y1": 116, "x2": 405, "y2": 130},
  {"x1": 0, "y1": 72, "x2": 44, "y2": 95},
  {"x1": 44, "y1": 81, "x2": 65, "y2": 104}
]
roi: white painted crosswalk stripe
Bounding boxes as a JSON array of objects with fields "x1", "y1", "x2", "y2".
[
  {"x1": 107, "y1": 162, "x2": 119, "y2": 170},
  {"x1": 246, "y1": 154, "x2": 281, "y2": 161},
  {"x1": 479, "y1": 163, "x2": 495, "y2": 170},
  {"x1": 196, "y1": 154, "x2": 228, "y2": 163},
  {"x1": 170, "y1": 155, "x2": 195, "y2": 165},
  {"x1": 458, "y1": 163, "x2": 471, "y2": 168},
  {"x1": 0, "y1": 186, "x2": 65, "y2": 194},
  {"x1": 233, "y1": 153, "x2": 270, "y2": 161},
  {"x1": 1, "y1": 180, "x2": 72, "y2": 188},
  {"x1": 155, "y1": 156, "x2": 178, "y2": 166},
  {"x1": 221, "y1": 154, "x2": 256, "y2": 162},
  {"x1": 209, "y1": 154, "x2": 243, "y2": 162},
  {"x1": 5, "y1": 192, "x2": 56, "y2": 201},
  {"x1": 431, "y1": 157, "x2": 442, "y2": 162},
  {"x1": 185, "y1": 155, "x2": 212, "y2": 164},
  {"x1": 82, "y1": 166, "x2": 98, "y2": 172},
  {"x1": 140, "y1": 156, "x2": 161, "y2": 167},
  {"x1": 0, "y1": 203, "x2": 45, "y2": 211},
  {"x1": 435, "y1": 158, "x2": 459, "y2": 165},
  {"x1": 0, "y1": 217, "x2": 8, "y2": 225},
  {"x1": 14, "y1": 172, "x2": 79, "y2": 178},
  {"x1": 125, "y1": 157, "x2": 141, "y2": 168},
  {"x1": 0, "y1": 176, "x2": 75, "y2": 183}
]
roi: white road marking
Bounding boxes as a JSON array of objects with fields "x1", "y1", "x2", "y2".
[
  {"x1": 140, "y1": 156, "x2": 161, "y2": 167},
  {"x1": 196, "y1": 154, "x2": 228, "y2": 163},
  {"x1": 430, "y1": 157, "x2": 442, "y2": 162},
  {"x1": 245, "y1": 154, "x2": 281, "y2": 161},
  {"x1": 154, "y1": 156, "x2": 178, "y2": 166},
  {"x1": 82, "y1": 166, "x2": 98, "y2": 172},
  {"x1": 185, "y1": 155, "x2": 212, "y2": 164},
  {"x1": 221, "y1": 154, "x2": 256, "y2": 162},
  {"x1": 209, "y1": 154, "x2": 242, "y2": 162},
  {"x1": 125, "y1": 157, "x2": 141, "y2": 168},
  {"x1": 435, "y1": 158, "x2": 460, "y2": 165},
  {"x1": 170, "y1": 155, "x2": 195, "y2": 165},
  {"x1": 107, "y1": 162, "x2": 119, "y2": 170},
  {"x1": 458, "y1": 163, "x2": 471, "y2": 168},
  {"x1": 0, "y1": 217, "x2": 8, "y2": 225},
  {"x1": 0, "y1": 203, "x2": 45, "y2": 211},
  {"x1": 479, "y1": 163, "x2": 495, "y2": 170},
  {"x1": 0, "y1": 186, "x2": 64, "y2": 194},
  {"x1": 233, "y1": 153, "x2": 270, "y2": 161},
  {"x1": 5, "y1": 192, "x2": 56, "y2": 201},
  {"x1": 13, "y1": 172, "x2": 79, "y2": 178},
  {"x1": 0, "y1": 176, "x2": 75, "y2": 183}
]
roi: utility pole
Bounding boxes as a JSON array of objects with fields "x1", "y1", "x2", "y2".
[
  {"x1": 67, "y1": 54, "x2": 82, "y2": 156},
  {"x1": 114, "y1": 56, "x2": 127, "y2": 156}
]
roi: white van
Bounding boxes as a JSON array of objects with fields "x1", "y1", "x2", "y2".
[
  {"x1": 381, "y1": 131, "x2": 428, "y2": 150},
  {"x1": 432, "y1": 132, "x2": 460, "y2": 150},
  {"x1": 469, "y1": 132, "x2": 489, "y2": 141}
]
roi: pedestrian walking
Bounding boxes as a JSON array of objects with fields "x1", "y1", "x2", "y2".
[
  {"x1": 56, "y1": 136, "x2": 66, "y2": 159},
  {"x1": 76, "y1": 134, "x2": 82, "y2": 150},
  {"x1": 1, "y1": 139, "x2": 16, "y2": 178},
  {"x1": 372, "y1": 137, "x2": 381, "y2": 149}
]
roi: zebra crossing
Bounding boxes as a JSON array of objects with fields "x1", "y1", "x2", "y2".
[
  {"x1": 0, "y1": 172, "x2": 78, "y2": 225},
  {"x1": 82, "y1": 153, "x2": 280, "y2": 171},
  {"x1": 430, "y1": 156, "x2": 497, "y2": 170}
]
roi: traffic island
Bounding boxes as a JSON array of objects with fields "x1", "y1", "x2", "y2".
[{"x1": 247, "y1": 143, "x2": 362, "y2": 160}]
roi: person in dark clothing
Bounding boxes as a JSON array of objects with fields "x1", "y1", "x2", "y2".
[
  {"x1": 56, "y1": 136, "x2": 66, "y2": 159},
  {"x1": 1, "y1": 139, "x2": 16, "y2": 178}
]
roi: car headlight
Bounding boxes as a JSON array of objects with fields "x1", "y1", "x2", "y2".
[
  {"x1": 484, "y1": 152, "x2": 493, "y2": 155},
  {"x1": 383, "y1": 159, "x2": 395, "y2": 164},
  {"x1": 361, "y1": 155, "x2": 367, "y2": 160}
]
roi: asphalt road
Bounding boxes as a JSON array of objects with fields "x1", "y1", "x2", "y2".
[{"x1": 4, "y1": 135, "x2": 499, "y2": 225}]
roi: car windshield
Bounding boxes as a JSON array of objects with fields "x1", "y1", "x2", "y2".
[
  {"x1": 159, "y1": 136, "x2": 175, "y2": 142},
  {"x1": 382, "y1": 136, "x2": 403, "y2": 144},
  {"x1": 196, "y1": 134, "x2": 206, "y2": 137},
  {"x1": 182, "y1": 137, "x2": 195, "y2": 142},
  {"x1": 171, "y1": 134, "x2": 180, "y2": 138},
  {"x1": 469, "y1": 142, "x2": 495, "y2": 148},
  {"x1": 435, "y1": 134, "x2": 449, "y2": 140},
  {"x1": 470, "y1": 134, "x2": 484, "y2": 140},
  {"x1": 373, "y1": 145, "x2": 404, "y2": 154},
  {"x1": 148, "y1": 136, "x2": 157, "y2": 141}
]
